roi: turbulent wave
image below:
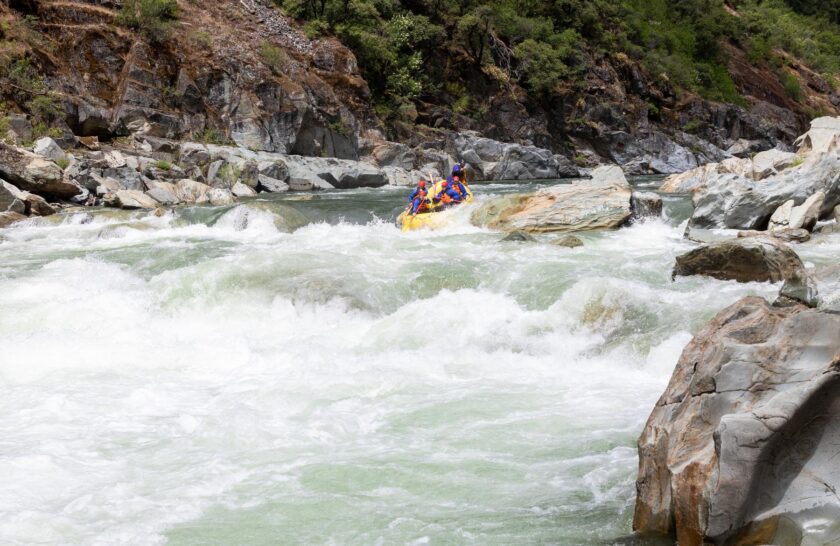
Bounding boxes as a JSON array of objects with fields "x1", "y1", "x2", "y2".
[{"x1": 0, "y1": 187, "x2": 782, "y2": 545}]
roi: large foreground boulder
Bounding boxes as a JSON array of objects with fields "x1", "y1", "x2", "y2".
[
  {"x1": 634, "y1": 297, "x2": 840, "y2": 545},
  {"x1": 672, "y1": 238, "x2": 804, "y2": 283},
  {"x1": 470, "y1": 165, "x2": 632, "y2": 233}
]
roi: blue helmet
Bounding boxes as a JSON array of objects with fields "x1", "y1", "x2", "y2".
[{"x1": 452, "y1": 164, "x2": 461, "y2": 173}]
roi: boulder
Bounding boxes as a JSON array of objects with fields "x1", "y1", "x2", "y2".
[
  {"x1": 689, "y1": 153, "x2": 840, "y2": 230},
  {"x1": 659, "y1": 157, "x2": 753, "y2": 194},
  {"x1": 0, "y1": 180, "x2": 27, "y2": 215},
  {"x1": 23, "y1": 157, "x2": 81, "y2": 197},
  {"x1": 206, "y1": 188, "x2": 236, "y2": 206},
  {"x1": 630, "y1": 191, "x2": 663, "y2": 221},
  {"x1": 554, "y1": 235, "x2": 584, "y2": 248},
  {"x1": 0, "y1": 211, "x2": 26, "y2": 228},
  {"x1": 32, "y1": 137, "x2": 66, "y2": 162},
  {"x1": 499, "y1": 230, "x2": 536, "y2": 243},
  {"x1": 145, "y1": 182, "x2": 180, "y2": 205},
  {"x1": 672, "y1": 238, "x2": 804, "y2": 283},
  {"x1": 0, "y1": 143, "x2": 82, "y2": 198},
  {"x1": 231, "y1": 181, "x2": 257, "y2": 197},
  {"x1": 94, "y1": 176, "x2": 123, "y2": 197},
  {"x1": 750, "y1": 148, "x2": 797, "y2": 179},
  {"x1": 787, "y1": 191, "x2": 825, "y2": 231},
  {"x1": 634, "y1": 296, "x2": 840, "y2": 545},
  {"x1": 737, "y1": 228, "x2": 810, "y2": 244},
  {"x1": 767, "y1": 199, "x2": 794, "y2": 231},
  {"x1": 115, "y1": 190, "x2": 159, "y2": 209},
  {"x1": 471, "y1": 165, "x2": 632, "y2": 233},
  {"x1": 19, "y1": 191, "x2": 57, "y2": 216},
  {"x1": 175, "y1": 179, "x2": 211, "y2": 203},
  {"x1": 794, "y1": 116, "x2": 840, "y2": 155},
  {"x1": 775, "y1": 268, "x2": 820, "y2": 308},
  {"x1": 256, "y1": 174, "x2": 289, "y2": 193}
]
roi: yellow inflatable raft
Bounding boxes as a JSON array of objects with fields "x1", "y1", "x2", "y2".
[{"x1": 397, "y1": 181, "x2": 473, "y2": 231}]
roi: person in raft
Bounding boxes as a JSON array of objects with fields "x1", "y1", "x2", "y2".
[
  {"x1": 433, "y1": 180, "x2": 463, "y2": 207},
  {"x1": 449, "y1": 161, "x2": 468, "y2": 185},
  {"x1": 407, "y1": 180, "x2": 430, "y2": 216}
]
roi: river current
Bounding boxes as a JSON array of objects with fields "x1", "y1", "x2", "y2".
[{"x1": 2, "y1": 179, "x2": 829, "y2": 545}]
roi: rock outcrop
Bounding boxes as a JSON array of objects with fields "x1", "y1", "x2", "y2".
[
  {"x1": 662, "y1": 117, "x2": 840, "y2": 231},
  {"x1": 634, "y1": 296, "x2": 840, "y2": 545},
  {"x1": 471, "y1": 165, "x2": 632, "y2": 233},
  {"x1": 672, "y1": 238, "x2": 804, "y2": 283}
]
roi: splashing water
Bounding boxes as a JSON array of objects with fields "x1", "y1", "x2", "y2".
[{"x1": 0, "y1": 183, "x2": 784, "y2": 545}]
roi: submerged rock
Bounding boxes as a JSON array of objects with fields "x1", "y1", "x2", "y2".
[
  {"x1": 471, "y1": 165, "x2": 632, "y2": 233},
  {"x1": 0, "y1": 211, "x2": 26, "y2": 228},
  {"x1": 630, "y1": 191, "x2": 663, "y2": 221},
  {"x1": 672, "y1": 238, "x2": 803, "y2": 283},
  {"x1": 499, "y1": 230, "x2": 536, "y2": 243},
  {"x1": 634, "y1": 296, "x2": 840, "y2": 545},
  {"x1": 553, "y1": 235, "x2": 584, "y2": 248}
]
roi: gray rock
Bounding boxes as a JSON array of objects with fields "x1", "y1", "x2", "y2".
[
  {"x1": 0, "y1": 180, "x2": 27, "y2": 215},
  {"x1": 206, "y1": 188, "x2": 236, "y2": 206},
  {"x1": 788, "y1": 191, "x2": 825, "y2": 231},
  {"x1": 775, "y1": 269, "x2": 820, "y2": 308},
  {"x1": 450, "y1": 135, "x2": 580, "y2": 181},
  {"x1": 630, "y1": 191, "x2": 663, "y2": 220},
  {"x1": 115, "y1": 190, "x2": 159, "y2": 209},
  {"x1": 672, "y1": 238, "x2": 804, "y2": 283},
  {"x1": 768, "y1": 199, "x2": 795, "y2": 231},
  {"x1": 835, "y1": 204, "x2": 840, "y2": 223},
  {"x1": 175, "y1": 179, "x2": 211, "y2": 203},
  {"x1": 145, "y1": 182, "x2": 179, "y2": 205},
  {"x1": 554, "y1": 235, "x2": 584, "y2": 248},
  {"x1": 500, "y1": 230, "x2": 536, "y2": 243},
  {"x1": 32, "y1": 137, "x2": 66, "y2": 162},
  {"x1": 257, "y1": 174, "x2": 289, "y2": 193},
  {"x1": 750, "y1": 148, "x2": 797, "y2": 179},
  {"x1": 737, "y1": 227, "x2": 811, "y2": 244},
  {"x1": 689, "y1": 153, "x2": 840, "y2": 230},
  {"x1": 794, "y1": 115, "x2": 840, "y2": 155},
  {"x1": 634, "y1": 297, "x2": 840, "y2": 545},
  {"x1": 231, "y1": 181, "x2": 257, "y2": 197},
  {"x1": 206, "y1": 160, "x2": 224, "y2": 186},
  {"x1": 0, "y1": 211, "x2": 26, "y2": 228},
  {"x1": 472, "y1": 165, "x2": 632, "y2": 233},
  {"x1": 19, "y1": 191, "x2": 57, "y2": 216}
]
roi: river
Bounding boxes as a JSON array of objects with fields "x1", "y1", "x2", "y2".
[{"x1": 0, "y1": 179, "x2": 803, "y2": 545}]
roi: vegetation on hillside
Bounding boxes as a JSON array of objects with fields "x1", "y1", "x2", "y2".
[{"x1": 275, "y1": 0, "x2": 840, "y2": 119}]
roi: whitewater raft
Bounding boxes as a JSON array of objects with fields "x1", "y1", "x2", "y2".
[{"x1": 396, "y1": 181, "x2": 474, "y2": 231}]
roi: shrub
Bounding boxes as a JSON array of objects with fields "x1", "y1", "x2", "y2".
[
  {"x1": 780, "y1": 71, "x2": 803, "y2": 100},
  {"x1": 118, "y1": 0, "x2": 179, "y2": 42},
  {"x1": 56, "y1": 157, "x2": 70, "y2": 170},
  {"x1": 154, "y1": 160, "x2": 172, "y2": 170},
  {"x1": 261, "y1": 42, "x2": 288, "y2": 73}
]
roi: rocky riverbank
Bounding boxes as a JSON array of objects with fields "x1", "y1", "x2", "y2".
[{"x1": 631, "y1": 116, "x2": 840, "y2": 544}]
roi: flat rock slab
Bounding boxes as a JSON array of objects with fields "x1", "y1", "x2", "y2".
[{"x1": 471, "y1": 165, "x2": 632, "y2": 233}]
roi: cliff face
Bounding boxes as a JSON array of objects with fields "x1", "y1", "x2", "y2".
[
  {"x1": 3, "y1": 0, "x2": 376, "y2": 158},
  {"x1": 2, "y1": 0, "x2": 839, "y2": 173}
]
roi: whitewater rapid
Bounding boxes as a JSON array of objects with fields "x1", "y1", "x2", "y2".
[{"x1": 0, "y1": 183, "x2": 792, "y2": 544}]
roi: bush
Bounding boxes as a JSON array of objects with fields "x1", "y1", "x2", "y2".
[
  {"x1": 118, "y1": 0, "x2": 179, "y2": 42},
  {"x1": 780, "y1": 71, "x2": 803, "y2": 100},
  {"x1": 154, "y1": 160, "x2": 172, "y2": 170},
  {"x1": 261, "y1": 42, "x2": 288, "y2": 73}
]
